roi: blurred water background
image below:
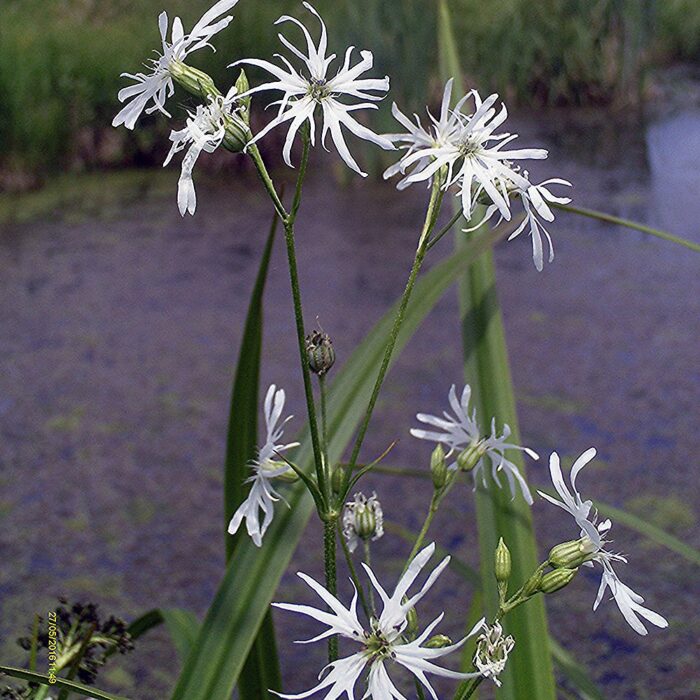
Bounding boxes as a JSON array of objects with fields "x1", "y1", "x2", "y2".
[{"x1": 1, "y1": 1, "x2": 699, "y2": 699}]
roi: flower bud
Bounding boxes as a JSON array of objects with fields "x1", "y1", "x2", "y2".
[
  {"x1": 331, "y1": 465, "x2": 345, "y2": 495},
  {"x1": 342, "y1": 492, "x2": 384, "y2": 553},
  {"x1": 457, "y1": 442, "x2": 484, "y2": 472},
  {"x1": 430, "y1": 444, "x2": 448, "y2": 489},
  {"x1": 521, "y1": 568, "x2": 544, "y2": 598},
  {"x1": 305, "y1": 330, "x2": 336, "y2": 376},
  {"x1": 405, "y1": 606, "x2": 419, "y2": 638},
  {"x1": 169, "y1": 60, "x2": 219, "y2": 101},
  {"x1": 425, "y1": 634, "x2": 453, "y2": 649},
  {"x1": 235, "y1": 69, "x2": 251, "y2": 121},
  {"x1": 548, "y1": 539, "x2": 588, "y2": 569},
  {"x1": 494, "y1": 538, "x2": 512, "y2": 583},
  {"x1": 539, "y1": 568, "x2": 578, "y2": 594}
]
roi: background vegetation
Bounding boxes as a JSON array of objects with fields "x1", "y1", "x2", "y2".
[{"x1": 0, "y1": 0, "x2": 698, "y2": 184}]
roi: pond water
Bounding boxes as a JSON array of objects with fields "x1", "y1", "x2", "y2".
[{"x1": 0, "y1": 106, "x2": 698, "y2": 699}]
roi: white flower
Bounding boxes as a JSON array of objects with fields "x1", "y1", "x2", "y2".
[
  {"x1": 538, "y1": 449, "x2": 669, "y2": 635},
  {"x1": 228, "y1": 384, "x2": 299, "y2": 547},
  {"x1": 274, "y1": 543, "x2": 484, "y2": 699},
  {"x1": 163, "y1": 86, "x2": 242, "y2": 216},
  {"x1": 342, "y1": 492, "x2": 384, "y2": 553},
  {"x1": 472, "y1": 622, "x2": 515, "y2": 687},
  {"x1": 235, "y1": 2, "x2": 394, "y2": 176},
  {"x1": 113, "y1": 0, "x2": 238, "y2": 130},
  {"x1": 387, "y1": 85, "x2": 546, "y2": 221},
  {"x1": 382, "y1": 78, "x2": 466, "y2": 190},
  {"x1": 410, "y1": 384, "x2": 538, "y2": 504}
]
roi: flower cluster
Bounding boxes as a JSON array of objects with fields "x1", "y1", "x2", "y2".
[
  {"x1": 385, "y1": 80, "x2": 572, "y2": 270},
  {"x1": 411, "y1": 384, "x2": 538, "y2": 504}
]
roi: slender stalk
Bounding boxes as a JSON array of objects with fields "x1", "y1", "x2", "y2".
[
  {"x1": 338, "y1": 527, "x2": 372, "y2": 620},
  {"x1": 323, "y1": 520, "x2": 339, "y2": 662},
  {"x1": 346, "y1": 176, "x2": 445, "y2": 475},
  {"x1": 319, "y1": 374, "x2": 331, "y2": 501},
  {"x1": 405, "y1": 476, "x2": 456, "y2": 568},
  {"x1": 427, "y1": 209, "x2": 463, "y2": 251},
  {"x1": 247, "y1": 140, "x2": 326, "y2": 497},
  {"x1": 363, "y1": 541, "x2": 376, "y2": 614},
  {"x1": 453, "y1": 676, "x2": 483, "y2": 700}
]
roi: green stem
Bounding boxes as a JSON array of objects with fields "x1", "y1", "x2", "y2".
[
  {"x1": 324, "y1": 519, "x2": 339, "y2": 662},
  {"x1": 346, "y1": 176, "x2": 445, "y2": 476},
  {"x1": 454, "y1": 676, "x2": 483, "y2": 700},
  {"x1": 363, "y1": 540, "x2": 376, "y2": 614},
  {"x1": 319, "y1": 374, "x2": 331, "y2": 501},
  {"x1": 554, "y1": 202, "x2": 700, "y2": 253},
  {"x1": 248, "y1": 141, "x2": 327, "y2": 499},
  {"x1": 338, "y1": 526, "x2": 372, "y2": 620},
  {"x1": 427, "y1": 209, "x2": 463, "y2": 251},
  {"x1": 405, "y1": 476, "x2": 456, "y2": 568}
]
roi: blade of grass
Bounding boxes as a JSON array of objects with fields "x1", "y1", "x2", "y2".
[
  {"x1": 0, "y1": 666, "x2": 128, "y2": 700},
  {"x1": 224, "y1": 211, "x2": 281, "y2": 698},
  {"x1": 169, "y1": 224, "x2": 509, "y2": 700},
  {"x1": 549, "y1": 639, "x2": 606, "y2": 700},
  {"x1": 160, "y1": 609, "x2": 201, "y2": 664},
  {"x1": 436, "y1": 2, "x2": 557, "y2": 698},
  {"x1": 555, "y1": 202, "x2": 700, "y2": 254}
]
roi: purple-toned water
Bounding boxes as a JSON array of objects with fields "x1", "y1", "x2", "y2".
[{"x1": 0, "y1": 107, "x2": 698, "y2": 698}]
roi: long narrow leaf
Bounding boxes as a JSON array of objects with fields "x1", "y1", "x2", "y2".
[
  {"x1": 436, "y1": 2, "x2": 557, "y2": 698},
  {"x1": 224, "y1": 211, "x2": 281, "y2": 697},
  {"x1": 160, "y1": 609, "x2": 201, "y2": 664},
  {"x1": 549, "y1": 640, "x2": 606, "y2": 700},
  {"x1": 170, "y1": 223, "x2": 509, "y2": 700},
  {"x1": 0, "y1": 666, "x2": 128, "y2": 700}
]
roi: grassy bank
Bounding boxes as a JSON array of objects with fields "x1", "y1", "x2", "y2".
[{"x1": 0, "y1": 0, "x2": 698, "y2": 184}]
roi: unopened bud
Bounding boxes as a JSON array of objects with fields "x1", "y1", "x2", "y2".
[
  {"x1": 305, "y1": 330, "x2": 336, "y2": 376},
  {"x1": 521, "y1": 568, "x2": 544, "y2": 598},
  {"x1": 235, "y1": 69, "x2": 251, "y2": 120},
  {"x1": 548, "y1": 539, "x2": 589, "y2": 569},
  {"x1": 426, "y1": 634, "x2": 452, "y2": 649},
  {"x1": 539, "y1": 568, "x2": 578, "y2": 594},
  {"x1": 457, "y1": 442, "x2": 483, "y2": 472},
  {"x1": 331, "y1": 465, "x2": 345, "y2": 494},
  {"x1": 405, "y1": 606, "x2": 419, "y2": 638},
  {"x1": 430, "y1": 444, "x2": 448, "y2": 489},
  {"x1": 495, "y1": 538, "x2": 512, "y2": 583},
  {"x1": 169, "y1": 60, "x2": 219, "y2": 101}
]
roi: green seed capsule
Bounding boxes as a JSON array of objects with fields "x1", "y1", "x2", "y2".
[
  {"x1": 540, "y1": 568, "x2": 578, "y2": 594},
  {"x1": 548, "y1": 539, "x2": 588, "y2": 569},
  {"x1": 305, "y1": 330, "x2": 336, "y2": 376},
  {"x1": 430, "y1": 444, "x2": 448, "y2": 489}
]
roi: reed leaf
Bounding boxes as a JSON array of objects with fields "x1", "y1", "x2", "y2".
[
  {"x1": 436, "y1": 1, "x2": 557, "y2": 698},
  {"x1": 224, "y1": 212, "x2": 281, "y2": 698}
]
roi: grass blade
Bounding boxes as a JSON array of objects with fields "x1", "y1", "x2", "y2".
[
  {"x1": 169, "y1": 223, "x2": 508, "y2": 700},
  {"x1": 436, "y1": 2, "x2": 557, "y2": 698},
  {"x1": 555, "y1": 202, "x2": 700, "y2": 253},
  {"x1": 223, "y1": 211, "x2": 282, "y2": 697},
  {"x1": 160, "y1": 609, "x2": 201, "y2": 664},
  {"x1": 549, "y1": 639, "x2": 606, "y2": 700},
  {"x1": 0, "y1": 666, "x2": 129, "y2": 700}
]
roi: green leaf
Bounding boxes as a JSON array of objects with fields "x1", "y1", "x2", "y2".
[
  {"x1": 160, "y1": 609, "x2": 201, "y2": 664},
  {"x1": 223, "y1": 210, "x2": 282, "y2": 697},
  {"x1": 170, "y1": 222, "x2": 509, "y2": 700},
  {"x1": 594, "y1": 499, "x2": 700, "y2": 567},
  {"x1": 436, "y1": 2, "x2": 557, "y2": 698},
  {"x1": 0, "y1": 666, "x2": 129, "y2": 700}
]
